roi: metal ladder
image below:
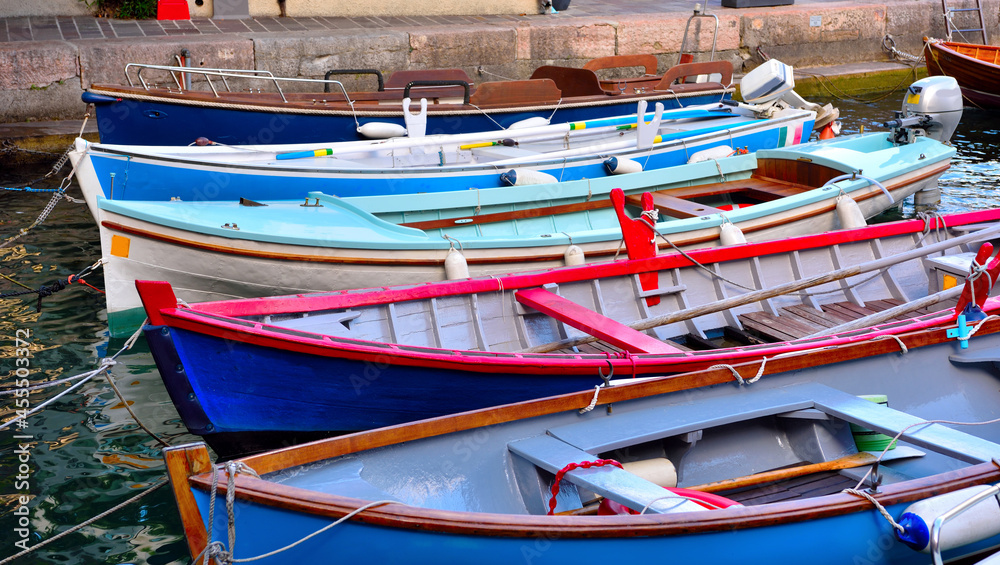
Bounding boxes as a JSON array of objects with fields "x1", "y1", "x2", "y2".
[{"x1": 942, "y1": 0, "x2": 988, "y2": 43}]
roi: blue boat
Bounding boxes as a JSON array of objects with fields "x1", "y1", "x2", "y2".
[
  {"x1": 163, "y1": 314, "x2": 1000, "y2": 564},
  {"x1": 82, "y1": 56, "x2": 738, "y2": 146}
]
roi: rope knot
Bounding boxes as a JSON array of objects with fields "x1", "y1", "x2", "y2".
[{"x1": 199, "y1": 540, "x2": 231, "y2": 564}]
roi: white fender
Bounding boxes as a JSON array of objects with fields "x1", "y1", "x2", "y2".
[
  {"x1": 836, "y1": 194, "x2": 867, "y2": 229},
  {"x1": 719, "y1": 221, "x2": 746, "y2": 246},
  {"x1": 356, "y1": 122, "x2": 407, "y2": 139},
  {"x1": 897, "y1": 485, "x2": 1000, "y2": 553},
  {"x1": 564, "y1": 244, "x2": 585, "y2": 266},
  {"x1": 604, "y1": 157, "x2": 643, "y2": 175},
  {"x1": 403, "y1": 97, "x2": 428, "y2": 138},
  {"x1": 508, "y1": 116, "x2": 551, "y2": 129},
  {"x1": 499, "y1": 169, "x2": 558, "y2": 186},
  {"x1": 688, "y1": 145, "x2": 736, "y2": 164},
  {"x1": 444, "y1": 247, "x2": 469, "y2": 280}
]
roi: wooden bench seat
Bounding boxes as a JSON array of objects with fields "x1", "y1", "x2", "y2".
[
  {"x1": 625, "y1": 192, "x2": 722, "y2": 219},
  {"x1": 515, "y1": 287, "x2": 683, "y2": 354}
]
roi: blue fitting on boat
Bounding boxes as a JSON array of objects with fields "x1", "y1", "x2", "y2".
[
  {"x1": 962, "y1": 302, "x2": 987, "y2": 322},
  {"x1": 81, "y1": 91, "x2": 121, "y2": 105},
  {"x1": 895, "y1": 511, "x2": 930, "y2": 551},
  {"x1": 499, "y1": 169, "x2": 517, "y2": 186},
  {"x1": 604, "y1": 157, "x2": 619, "y2": 175}
]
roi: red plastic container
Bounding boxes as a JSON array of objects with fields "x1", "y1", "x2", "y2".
[{"x1": 157, "y1": 0, "x2": 190, "y2": 20}]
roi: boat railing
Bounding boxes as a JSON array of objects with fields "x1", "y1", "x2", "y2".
[
  {"x1": 678, "y1": 3, "x2": 719, "y2": 65},
  {"x1": 928, "y1": 483, "x2": 1000, "y2": 565},
  {"x1": 122, "y1": 63, "x2": 355, "y2": 104}
]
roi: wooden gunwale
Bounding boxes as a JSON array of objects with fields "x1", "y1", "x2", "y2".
[
  {"x1": 98, "y1": 159, "x2": 952, "y2": 267},
  {"x1": 176, "y1": 321, "x2": 1000, "y2": 540},
  {"x1": 188, "y1": 463, "x2": 1000, "y2": 537}
]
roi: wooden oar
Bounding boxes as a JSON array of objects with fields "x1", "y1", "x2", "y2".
[
  {"x1": 687, "y1": 447, "x2": 923, "y2": 493},
  {"x1": 519, "y1": 222, "x2": 1000, "y2": 354}
]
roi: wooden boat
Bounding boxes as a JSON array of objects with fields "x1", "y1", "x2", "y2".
[
  {"x1": 68, "y1": 101, "x2": 815, "y2": 204},
  {"x1": 91, "y1": 128, "x2": 955, "y2": 337},
  {"x1": 164, "y1": 314, "x2": 1000, "y2": 564},
  {"x1": 136, "y1": 208, "x2": 1000, "y2": 457},
  {"x1": 82, "y1": 56, "x2": 739, "y2": 146},
  {"x1": 924, "y1": 37, "x2": 1000, "y2": 108}
]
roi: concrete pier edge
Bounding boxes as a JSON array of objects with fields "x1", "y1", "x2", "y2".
[{"x1": 1, "y1": 0, "x2": 984, "y2": 159}]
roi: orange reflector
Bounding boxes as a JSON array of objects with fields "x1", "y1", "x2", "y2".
[
  {"x1": 110, "y1": 235, "x2": 131, "y2": 258},
  {"x1": 943, "y1": 274, "x2": 958, "y2": 290}
]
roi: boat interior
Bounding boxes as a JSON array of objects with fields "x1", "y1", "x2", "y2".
[
  {"x1": 362, "y1": 156, "x2": 835, "y2": 237},
  {"x1": 266, "y1": 377, "x2": 1000, "y2": 517},
  {"x1": 252, "y1": 224, "x2": 990, "y2": 357}
]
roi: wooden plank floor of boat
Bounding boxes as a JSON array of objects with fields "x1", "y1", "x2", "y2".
[
  {"x1": 551, "y1": 299, "x2": 947, "y2": 355},
  {"x1": 719, "y1": 470, "x2": 858, "y2": 506},
  {"x1": 738, "y1": 299, "x2": 946, "y2": 342}
]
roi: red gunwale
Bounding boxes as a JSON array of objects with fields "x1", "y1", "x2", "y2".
[{"x1": 156, "y1": 303, "x2": 981, "y2": 376}]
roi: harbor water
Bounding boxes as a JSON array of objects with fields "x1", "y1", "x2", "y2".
[{"x1": 2, "y1": 92, "x2": 1000, "y2": 564}]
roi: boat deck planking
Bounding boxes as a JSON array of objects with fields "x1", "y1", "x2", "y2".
[
  {"x1": 552, "y1": 298, "x2": 935, "y2": 355},
  {"x1": 737, "y1": 298, "x2": 948, "y2": 342},
  {"x1": 723, "y1": 471, "x2": 858, "y2": 506}
]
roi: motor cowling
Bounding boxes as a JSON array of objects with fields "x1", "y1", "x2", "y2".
[{"x1": 889, "y1": 76, "x2": 963, "y2": 143}]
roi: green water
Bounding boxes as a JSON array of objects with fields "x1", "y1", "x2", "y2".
[{"x1": 2, "y1": 93, "x2": 1000, "y2": 564}]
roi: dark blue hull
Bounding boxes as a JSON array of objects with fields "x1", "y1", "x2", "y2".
[
  {"x1": 145, "y1": 325, "x2": 607, "y2": 457},
  {"x1": 87, "y1": 91, "x2": 729, "y2": 145}
]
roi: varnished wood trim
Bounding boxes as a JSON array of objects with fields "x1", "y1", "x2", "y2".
[
  {"x1": 100, "y1": 220, "x2": 580, "y2": 265},
  {"x1": 189, "y1": 462, "x2": 1000, "y2": 538},
  {"x1": 163, "y1": 443, "x2": 213, "y2": 563}
]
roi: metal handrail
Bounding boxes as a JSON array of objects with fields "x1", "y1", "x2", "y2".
[
  {"x1": 403, "y1": 80, "x2": 471, "y2": 105},
  {"x1": 929, "y1": 483, "x2": 1000, "y2": 565},
  {"x1": 678, "y1": 3, "x2": 718, "y2": 65},
  {"x1": 121, "y1": 63, "x2": 355, "y2": 105}
]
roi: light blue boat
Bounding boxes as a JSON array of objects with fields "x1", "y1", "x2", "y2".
[
  {"x1": 83, "y1": 130, "x2": 956, "y2": 337},
  {"x1": 163, "y1": 315, "x2": 1000, "y2": 564},
  {"x1": 69, "y1": 103, "x2": 816, "y2": 205}
]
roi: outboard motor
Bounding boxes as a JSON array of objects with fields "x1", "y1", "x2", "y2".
[
  {"x1": 734, "y1": 59, "x2": 840, "y2": 134},
  {"x1": 882, "y1": 76, "x2": 963, "y2": 144}
]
